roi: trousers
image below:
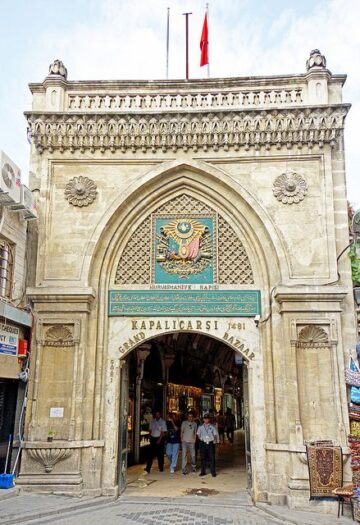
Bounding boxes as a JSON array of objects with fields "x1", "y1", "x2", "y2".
[
  {"x1": 182, "y1": 442, "x2": 196, "y2": 471},
  {"x1": 166, "y1": 442, "x2": 180, "y2": 471},
  {"x1": 146, "y1": 436, "x2": 164, "y2": 472},
  {"x1": 199, "y1": 441, "x2": 216, "y2": 475}
]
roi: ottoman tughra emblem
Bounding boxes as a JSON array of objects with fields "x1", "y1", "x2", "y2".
[
  {"x1": 155, "y1": 218, "x2": 213, "y2": 280},
  {"x1": 273, "y1": 171, "x2": 308, "y2": 204},
  {"x1": 64, "y1": 176, "x2": 97, "y2": 207}
]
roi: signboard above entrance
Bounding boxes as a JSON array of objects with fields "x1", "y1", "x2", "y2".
[{"x1": 108, "y1": 290, "x2": 261, "y2": 317}]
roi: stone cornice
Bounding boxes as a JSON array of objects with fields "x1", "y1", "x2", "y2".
[
  {"x1": 27, "y1": 287, "x2": 96, "y2": 303},
  {"x1": 28, "y1": 71, "x2": 346, "y2": 93},
  {"x1": 25, "y1": 105, "x2": 349, "y2": 154}
]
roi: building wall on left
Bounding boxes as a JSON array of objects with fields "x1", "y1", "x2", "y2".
[{"x1": 0, "y1": 199, "x2": 33, "y2": 474}]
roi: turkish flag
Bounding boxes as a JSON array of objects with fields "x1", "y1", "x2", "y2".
[{"x1": 200, "y1": 13, "x2": 209, "y2": 67}]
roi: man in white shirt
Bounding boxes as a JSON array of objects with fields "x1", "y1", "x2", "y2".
[
  {"x1": 181, "y1": 412, "x2": 197, "y2": 474},
  {"x1": 144, "y1": 411, "x2": 167, "y2": 473}
]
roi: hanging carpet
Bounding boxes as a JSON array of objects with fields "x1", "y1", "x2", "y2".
[{"x1": 306, "y1": 445, "x2": 343, "y2": 499}]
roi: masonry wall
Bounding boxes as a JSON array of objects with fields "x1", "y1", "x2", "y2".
[{"x1": 19, "y1": 59, "x2": 357, "y2": 506}]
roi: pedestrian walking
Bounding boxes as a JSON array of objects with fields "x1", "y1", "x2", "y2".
[
  {"x1": 197, "y1": 413, "x2": 219, "y2": 477},
  {"x1": 166, "y1": 412, "x2": 180, "y2": 473},
  {"x1": 216, "y1": 410, "x2": 225, "y2": 444},
  {"x1": 181, "y1": 412, "x2": 197, "y2": 475},
  {"x1": 144, "y1": 411, "x2": 167, "y2": 474},
  {"x1": 225, "y1": 408, "x2": 235, "y2": 444}
]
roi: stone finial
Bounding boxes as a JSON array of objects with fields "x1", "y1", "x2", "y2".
[
  {"x1": 47, "y1": 59, "x2": 68, "y2": 80},
  {"x1": 306, "y1": 49, "x2": 326, "y2": 71}
]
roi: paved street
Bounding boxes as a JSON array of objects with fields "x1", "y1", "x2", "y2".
[{"x1": 0, "y1": 493, "x2": 355, "y2": 525}]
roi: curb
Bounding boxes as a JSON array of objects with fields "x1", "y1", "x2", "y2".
[{"x1": 0, "y1": 487, "x2": 20, "y2": 502}]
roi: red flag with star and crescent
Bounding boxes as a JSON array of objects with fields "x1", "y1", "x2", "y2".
[{"x1": 200, "y1": 13, "x2": 209, "y2": 67}]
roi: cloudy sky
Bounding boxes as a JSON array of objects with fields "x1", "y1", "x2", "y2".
[{"x1": 0, "y1": 0, "x2": 358, "y2": 206}]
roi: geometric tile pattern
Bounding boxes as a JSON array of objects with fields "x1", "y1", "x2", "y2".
[
  {"x1": 217, "y1": 216, "x2": 254, "y2": 284},
  {"x1": 120, "y1": 508, "x2": 232, "y2": 525}
]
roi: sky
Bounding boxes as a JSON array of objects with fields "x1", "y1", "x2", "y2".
[{"x1": 0, "y1": 0, "x2": 359, "y2": 207}]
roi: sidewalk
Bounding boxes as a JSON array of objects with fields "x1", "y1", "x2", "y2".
[{"x1": 0, "y1": 490, "x2": 355, "y2": 525}]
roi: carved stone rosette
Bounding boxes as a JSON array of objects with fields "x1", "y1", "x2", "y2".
[
  {"x1": 64, "y1": 176, "x2": 97, "y2": 207},
  {"x1": 273, "y1": 172, "x2": 308, "y2": 204},
  {"x1": 28, "y1": 448, "x2": 72, "y2": 473}
]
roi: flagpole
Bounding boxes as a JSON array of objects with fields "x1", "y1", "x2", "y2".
[
  {"x1": 166, "y1": 7, "x2": 170, "y2": 79},
  {"x1": 182, "y1": 12, "x2": 192, "y2": 80},
  {"x1": 206, "y1": 3, "x2": 210, "y2": 78}
]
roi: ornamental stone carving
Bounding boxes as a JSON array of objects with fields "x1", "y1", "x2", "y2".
[
  {"x1": 47, "y1": 59, "x2": 68, "y2": 80},
  {"x1": 28, "y1": 448, "x2": 72, "y2": 473},
  {"x1": 296, "y1": 325, "x2": 329, "y2": 348},
  {"x1": 64, "y1": 176, "x2": 97, "y2": 207},
  {"x1": 26, "y1": 107, "x2": 348, "y2": 154},
  {"x1": 44, "y1": 325, "x2": 74, "y2": 347},
  {"x1": 273, "y1": 171, "x2": 308, "y2": 204},
  {"x1": 306, "y1": 49, "x2": 326, "y2": 71}
]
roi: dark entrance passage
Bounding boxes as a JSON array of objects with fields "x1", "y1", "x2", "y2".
[{"x1": 118, "y1": 332, "x2": 250, "y2": 497}]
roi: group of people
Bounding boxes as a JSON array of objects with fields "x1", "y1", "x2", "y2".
[{"x1": 144, "y1": 408, "x2": 236, "y2": 478}]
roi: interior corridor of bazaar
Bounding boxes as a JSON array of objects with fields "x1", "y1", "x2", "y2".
[
  {"x1": 121, "y1": 331, "x2": 250, "y2": 497},
  {"x1": 126, "y1": 430, "x2": 248, "y2": 498}
]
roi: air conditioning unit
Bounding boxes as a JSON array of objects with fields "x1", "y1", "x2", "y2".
[
  {"x1": 10, "y1": 184, "x2": 38, "y2": 220},
  {"x1": 0, "y1": 151, "x2": 21, "y2": 205}
]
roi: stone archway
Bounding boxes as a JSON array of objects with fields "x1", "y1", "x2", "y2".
[
  {"x1": 116, "y1": 330, "x2": 254, "y2": 496},
  {"x1": 87, "y1": 162, "x2": 281, "y2": 502}
]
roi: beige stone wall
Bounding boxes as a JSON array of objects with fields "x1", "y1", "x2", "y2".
[{"x1": 19, "y1": 54, "x2": 357, "y2": 505}]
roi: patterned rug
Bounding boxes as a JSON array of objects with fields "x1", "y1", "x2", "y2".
[{"x1": 306, "y1": 445, "x2": 343, "y2": 499}]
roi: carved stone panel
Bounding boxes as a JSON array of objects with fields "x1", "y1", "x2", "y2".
[
  {"x1": 28, "y1": 448, "x2": 72, "y2": 473},
  {"x1": 296, "y1": 325, "x2": 329, "y2": 348}
]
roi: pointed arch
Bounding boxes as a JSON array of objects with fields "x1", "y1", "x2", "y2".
[{"x1": 86, "y1": 159, "x2": 286, "y2": 290}]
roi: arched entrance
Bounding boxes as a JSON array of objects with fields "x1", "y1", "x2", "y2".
[
  {"x1": 117, "y1": 331, "x2": 252, "y2": 498},
  {"x1": 91, "y1": 163, "x2": 277, "y2": 501}
]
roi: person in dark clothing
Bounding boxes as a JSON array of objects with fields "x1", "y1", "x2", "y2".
[
  {"x1": 197, "y1": 414, "x2": 219, "y2": 477},
  {"x1": 225, "y1": 408, "x2": 235, "y2": 444},
  {"x1": 144, "y1": 411, "x2": 167, "y2": 473}
]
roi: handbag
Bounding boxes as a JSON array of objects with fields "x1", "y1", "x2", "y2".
[
  {"x1": 346, "y1": 368, "x2": 360, "y2": 387},
  {"x1": 346, "y1": 356, "x2": 360, "y2": 387}
]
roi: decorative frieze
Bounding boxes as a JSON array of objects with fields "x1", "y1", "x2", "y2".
[
  {"x1": 26, "y1": 107, "x2": 348, "y2": 154},
  {"x1": 28, "y1": 448, "x2": 72, "y2": 473}
]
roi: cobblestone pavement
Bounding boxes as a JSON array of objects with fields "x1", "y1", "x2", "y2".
[
  {"x1": 0, "y1": 494, "x2": 355, "y2": 525},
  {"x1": 0, "y1": 497, "x2": 285, "y2": 525}
]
